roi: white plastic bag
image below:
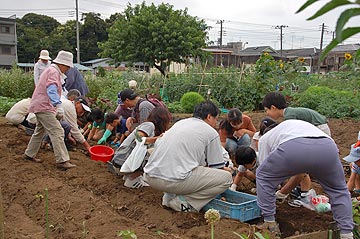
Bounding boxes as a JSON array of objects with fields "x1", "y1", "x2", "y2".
[{"x1": 120, "y1": 137, "x2": 147, "y2": 173}]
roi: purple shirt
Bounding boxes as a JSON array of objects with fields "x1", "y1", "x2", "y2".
[{"x1": 29, "y1": 65, "x2": 63, "y2": 114}]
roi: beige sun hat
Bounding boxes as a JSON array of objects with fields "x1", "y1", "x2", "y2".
[
  {"x1": 39, "y1": 50, "x2": 51, "y2": 60},
  {"x1": 53, "y1": 50, "x2": 73, "y2": 67}
]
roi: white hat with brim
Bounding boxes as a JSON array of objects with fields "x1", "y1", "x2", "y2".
[
  {"x1": 81, "y1": 103, "x2": 91, "y2": 112},
  {"x1": 39, "y1": 50, "x2": 51, "y2": 60},
  {"x1": 343, "y1": 144, "x2": 360, "y2": 163},
  {"x1": 53, "y1": 50, "x2": 73, "y2": 67}
]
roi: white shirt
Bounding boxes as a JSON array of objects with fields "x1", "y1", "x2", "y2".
[
  {"x1": 62, "y1": 99, "x2": 86, "y2": 144},
  {"x1": 144, "y1": 117, "x2": 224, "y2": 182},
  {"x1": 258, "y1": 119, "x2": 332, "y2": 165},
  {"x1": 5, "y1": 98, "x2": 32, "y2": 124},
  {"x1": 34, "y1": 60, "x2": 51, "y2": 86}
]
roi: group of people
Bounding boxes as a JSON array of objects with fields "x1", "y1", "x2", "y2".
[{"x1": 5, "y1": 50, "x2": 356, "y2": 238}]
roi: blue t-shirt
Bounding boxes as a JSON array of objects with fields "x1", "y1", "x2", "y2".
[{"x1": 116, "y1": 118, "x2": 128, "y2": 134}]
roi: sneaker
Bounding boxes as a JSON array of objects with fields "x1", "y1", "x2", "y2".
[
  {"x1": 168, "y1": 196, "x2": 197, "y2": 212},
  {"x1": 290, "y1": 186, "x2": 302, "y2": 199},
  {"x1": 123, "y1": 176, "x2": 149, "y2": 189},
  {"x1": 107, "y1": 161, "x2": 121, "y2": 176},
  {"x1": 275, "y1": 190, "x2": 288, "y2": 203},
  {"x1": 162, "y1": 193, "x2": 176, "y2": 207}
]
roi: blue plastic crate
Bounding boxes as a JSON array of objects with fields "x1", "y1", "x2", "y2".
[{"x1": 203, "y1": 189, "x2": 261, "y2": 222}]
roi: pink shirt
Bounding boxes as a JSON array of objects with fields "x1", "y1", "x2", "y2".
[{"x1": 29, "y1": 65, "x2": 62, "y2": 114}]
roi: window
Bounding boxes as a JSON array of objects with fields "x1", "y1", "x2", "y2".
[
  {"x1": 1, "y1": 26, "x2": 10, "y2": 34},
  {"x1": 2, "y1": 46, "x2": 11, "y2": 55}
]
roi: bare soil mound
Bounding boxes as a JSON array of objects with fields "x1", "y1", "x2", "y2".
[{"x1": 0, "y1": 113, "x2": 358, "y2": 238}]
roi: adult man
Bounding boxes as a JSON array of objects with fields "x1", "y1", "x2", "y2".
[
  {"x1": 24, "y1": 50, "x2": 76, "y2": 169},
  {"x1": 120, "y1": 89, "x2": 154, "y2": 131},
  {"x1": 143, "y1": 101, "x2": 233, "y2": 212},
  {"x1": 62, "y1": 96, "x2": 91, "y2": 151},
  {"x1": 5, "y1": 98, "x2": 36, "y2": 129},
  {"x1": 64, "y1": 67, "x2": 89, "y2": 96},
  {"x1": 34, "y1": 50, "x2": 51, "y2": 86}
]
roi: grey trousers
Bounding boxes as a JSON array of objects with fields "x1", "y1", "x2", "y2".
[
  {"x1": 25, "y1": 112, "x2": 70, "y2": 163},
  {"x1": 256, "y1": 137, "x2": 354, "y2": 234},
  {"x1": 144, "y1": 166, "x2": 233, "y2": 211}
]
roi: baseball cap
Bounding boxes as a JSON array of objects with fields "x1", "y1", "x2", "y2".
[
  {"x1": 75, "y1": 96, "x2": 91, "y2": 112},
  {"x1": 343, "y1": 143, "x2": 360, "y2": 163},
  {"x1": 120, "y1": 89, "x2": 137, "y2": 102}
]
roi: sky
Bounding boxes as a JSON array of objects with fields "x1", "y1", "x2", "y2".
[{"x1": 1, "y1": 0, "x2": 359, "y2": 50}]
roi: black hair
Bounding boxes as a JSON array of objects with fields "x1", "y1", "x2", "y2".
[
  {"x1": 235, "y1": 146, "x2": 256, "y2": 166},
  {"x1": 146, "y1": 107, "x2": 171, "y2": 136},
  {"x1": 91, "y1": 108, "x2": 105, "y2": 122},
  {"x1": 227, "y1": 108, "x2": 242, "y2": 124},
  {"x1": 262, "y1": 92, "x2": 287, "y2": 109},
  {"x1": 193, "y1": 100, "x2": 219, "y2": 120},
  {"x1": 259, "y1": 117, "x2": 277, "y2": 136},
  {"x1": 219, "y1": 119, "x2": 233, "y2": 135},
  {"x1": 262, "y1": 122, "x2": 279, "y2": 135},
  {"x1": 105, "y1": 112, "x2": 119, "y2": 124}
]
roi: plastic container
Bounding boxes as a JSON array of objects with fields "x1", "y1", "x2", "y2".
[
  {"x1": 89, "y1": 145, "x2": 114, "y2": 162},
  {"x1": 203, "y1": 189, "x2": 261, "y2": 222}
]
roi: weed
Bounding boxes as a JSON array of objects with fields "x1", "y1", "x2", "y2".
[{"x1": 116, "y1": 229, "x2": 137, "y2": 239}]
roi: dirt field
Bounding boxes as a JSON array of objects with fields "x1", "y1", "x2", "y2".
[{"x1": 0, "y1": 113, "x2": 358, "y2": 239}]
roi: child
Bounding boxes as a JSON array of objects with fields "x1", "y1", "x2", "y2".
[
  {"x1": 229, "y1": 146, "x2": 257, "y2": 191},
  {"x1": 110, "y1": 116, "x2": 129, "y2": 147},
  {"x1": 97, "y1": 112, "x2": 121, "y2": 144},
  {"x1": 87, "y1": 108, "x2": 106, "y2": 141},
  {"x1": 343, "y1": 137, "x2": 360, "y2": 194}
]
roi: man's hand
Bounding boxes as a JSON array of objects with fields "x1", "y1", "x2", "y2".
[{"x1": 56, "y1": 104, "x2": 64, "y2": 120}]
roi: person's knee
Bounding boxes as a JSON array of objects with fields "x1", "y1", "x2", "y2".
[{"x1": 238, "y1": 134, "x2": 251, "y2": 147}]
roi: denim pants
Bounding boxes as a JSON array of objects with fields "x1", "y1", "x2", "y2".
[{"x1": 225, "y1": 133, "x2": 251, "y2": 158}]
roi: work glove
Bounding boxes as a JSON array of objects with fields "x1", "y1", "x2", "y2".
[
  {"x1": 229, "y1": 183, "x2": 237, "y2": 191},
  {"x1": 55, "y1": 104, "x2": 64, "y2": 120},
  {"x1": 97, "y1": 129, "x2": 112, "y2": 144}
]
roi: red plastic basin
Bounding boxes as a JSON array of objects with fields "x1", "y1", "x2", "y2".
[{"x1": 89, "y1": 145, "x2": 114, "y2": 162}]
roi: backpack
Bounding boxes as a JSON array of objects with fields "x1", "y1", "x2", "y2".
[
  {"x1": 133, "y1": 95, "x2": 171, "y2": 121},
  {"x1": 145, "y1": 94, "x2": 172, "y2": 119}
]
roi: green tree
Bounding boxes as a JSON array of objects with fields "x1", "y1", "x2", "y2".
[
  {"x1": 80, "y1": 12, "x2": 108, "y2": 61},
  {"x1": 99, "y1": 2, "x2": 207, "y2": 76},
  {"x1": 297, "y1": 0, "x2": 360, "y2": 59},
  {"x1": 17, "y1": 13, "x2": 60, "y2": 62}
]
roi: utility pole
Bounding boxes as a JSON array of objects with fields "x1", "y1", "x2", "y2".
[
  {"x1": 76, "y1": 0, "x2": 80, "y2": 64},
  {"x1": 216, "y1": 20, "x2": 224, "y2": 48},
  {"x1": 317, "y1": 23, "x2": 325, "y2": 74},
  {"x1": 275, "y1": 25, "x2": 288, "y2": 57}
]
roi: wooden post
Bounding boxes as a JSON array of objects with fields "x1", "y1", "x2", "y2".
[{"x1": 0, "y1": 186, "x2": 4, "y2": 239}]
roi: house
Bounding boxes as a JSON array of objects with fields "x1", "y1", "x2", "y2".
[
  {"x1": 81, "y1": 58, "x2": 114, "y2": 74},
  {"x1": 282, "y1": 48, "x2": 320, "y2": 74},
  {"x1": 0, "y1": 16, "x2": 17, "y2": 69},
  {"x1": 323, "y1": 44, "x2": 360, "y2": 72},
  {"x1": 203, "y1": 44, "x2": 281, "y2": 68}
]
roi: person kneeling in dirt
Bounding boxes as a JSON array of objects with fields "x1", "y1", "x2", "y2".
[
  {"x1": 143, "y1": 101, "x2": 233, "y2": 213},
  {"x1": 343, "y1": 134, "x2": 360, "y2": 196},
  {"x1": 107, "y1": 107, "x2": 171, "y2": 188},
  {"x1": 229, "y1": 146, "x2": 256, "y2": 192},
  {"x1": 256, "y1": 119, "x2": 354, "y2": 238}
]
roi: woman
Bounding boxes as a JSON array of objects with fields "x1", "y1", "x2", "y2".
[
  {"x1": 256, "y1": 119, "x2": 354, "y2": 238},
  {"x1": 108, "y1": 107, "x2": 171, "y2": 188}
]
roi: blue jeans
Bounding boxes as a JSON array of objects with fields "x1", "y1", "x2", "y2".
[{"x1": 225, "y1": 134, "x2": 251, "y2": 158}]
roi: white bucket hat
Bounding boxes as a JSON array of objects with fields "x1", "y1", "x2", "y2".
[
  {"x1": 39, "y1": 50, "x2": 51, "y2": 60},
  {"x1": 53, "y1": 50, "x2": 73, "y2": 68}
]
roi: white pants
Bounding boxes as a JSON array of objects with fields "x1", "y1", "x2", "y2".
[{"x1": 144, "y1": 166, "x2": 232, "y2": 210}]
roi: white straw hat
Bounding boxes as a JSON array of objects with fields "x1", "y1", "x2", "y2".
[
  {"x1": 39, "y1": 50, "x2": 51, "y2": 60},
  {"x1": 53, "y1": 50, "x2": 73, "y2": 67}
]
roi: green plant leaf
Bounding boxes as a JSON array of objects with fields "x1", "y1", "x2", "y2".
[
  {"x1": 321, "y1": 27, "x2": 360, "y2": 60},
  {"x1": 296, "y1": 0, "x2": 319, "y2": 14},
  {"x1": 336, "y1": 8, "x2": 360, "y2": 41},
  {"x1": 307, "y1": 0, "x2": 353, "y2": 20},
  {"x1": 254, "y1": 231, "x2": 268, "y2": 239}
]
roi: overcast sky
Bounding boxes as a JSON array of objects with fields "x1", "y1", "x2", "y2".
[{"x1": 1, "y1": 0, "x2": 359, "y2": 50}]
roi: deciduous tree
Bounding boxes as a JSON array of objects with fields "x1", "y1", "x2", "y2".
[{"x1": 99, "y1": 2, "x2": 207, "y2": 76}]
